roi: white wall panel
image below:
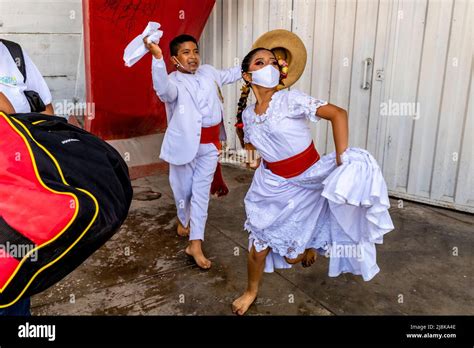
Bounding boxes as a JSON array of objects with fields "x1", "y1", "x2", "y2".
[{"x1": 201, "y1": 0, "x2": 473, "y2": 212}]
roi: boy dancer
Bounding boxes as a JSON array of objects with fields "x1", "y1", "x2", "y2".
[{"x1": 145, "y1": 34, "x2": 241, "y2": 269}]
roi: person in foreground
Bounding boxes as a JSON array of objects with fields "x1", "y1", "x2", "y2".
[{"x1": 232, "y1": 30, "x2": 394, "y2": 315}]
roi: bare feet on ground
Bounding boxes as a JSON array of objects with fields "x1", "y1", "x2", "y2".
[
  {"x1": 284, "y1": 248, "x2": 318, "y2": 267},
  {"x1": 177, "y1": 218, "x2": 190, "y2": 237},
  {"x1": 232, "y1": 291, "x2": 257, "y2": 315},
  {"x1": 301, "y1": 248, "x2": 317, "y2": 267},
  {"x1": 185, "y1": 240, "x2": 211, "y2": 269}
]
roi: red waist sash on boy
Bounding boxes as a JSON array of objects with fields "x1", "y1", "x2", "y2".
[
  {"x1": 263, "y1": 141, "x2": 320, "y2": 178},
  {"x1": 200, "y1": 122, "x2": 228, "y2": 197}
]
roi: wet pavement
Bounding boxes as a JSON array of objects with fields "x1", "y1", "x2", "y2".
[{"x1": 31, "y1": 164, "x2": 474, "y2": 315}]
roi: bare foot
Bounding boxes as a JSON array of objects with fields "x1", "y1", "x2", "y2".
[
  {"x1": 302, "y1": 248, "x2": 317, "y2": 268},
  {"x1": 284, "y1": 252, "x2": 305, "y2": 265},
  {"x1": 284, "y1": 248, "x2": 318, "y2": 266},
  {"x1": 185, "y1": 241, "x2": 211, "y2": 269},
  {"x1": 177, "y1": 218, "x2": 189, "y2": 237},
  {"x1": 232, "y1": 291, "x2": 257, "y2": 315}
]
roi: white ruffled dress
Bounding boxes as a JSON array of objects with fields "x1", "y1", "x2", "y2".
[{"x1": 242, "y1": 89, "x2": 394, "y2": 281}]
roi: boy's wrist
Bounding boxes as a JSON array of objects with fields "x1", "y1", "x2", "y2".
[{"x1": 152, "y1": 56, "x2": 165, "y2": 67}]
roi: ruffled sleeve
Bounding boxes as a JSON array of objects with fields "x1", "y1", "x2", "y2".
[{"x1": 288, "y1": 89, "x2": 328, "y2": 122}]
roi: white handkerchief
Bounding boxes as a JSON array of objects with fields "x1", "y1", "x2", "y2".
[{"x1": 123, "y1": 21, "x2": 163, "y2": 67}]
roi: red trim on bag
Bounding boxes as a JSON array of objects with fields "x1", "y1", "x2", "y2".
[
  {"x1": 0, "y1": 117, "x2": 76, "y2": 246},
  {"x1": 0, "y1": 253, "x2": 19, "y2": 289}
]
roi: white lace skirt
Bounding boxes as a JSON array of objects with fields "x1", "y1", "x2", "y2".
[{"x1": 244, "y1": 147, "x2": 395, "y2": 281}]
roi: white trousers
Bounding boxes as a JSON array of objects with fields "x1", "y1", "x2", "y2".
[{"x1": 169, "y1": 143, "x2": 219, "y2": 241}]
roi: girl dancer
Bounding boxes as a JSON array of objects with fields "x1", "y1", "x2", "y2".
[{"x1": 232, "y1": 30, "x2": 394, "y2": 315}]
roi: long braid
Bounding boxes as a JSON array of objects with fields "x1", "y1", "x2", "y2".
[{"x1": 235, "y1": 80, "x2": 251, "y2": 148}]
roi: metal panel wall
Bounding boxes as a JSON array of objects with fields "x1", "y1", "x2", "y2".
[{"x1": 200, "y1": 0, "x2": 473, "y2": 212}]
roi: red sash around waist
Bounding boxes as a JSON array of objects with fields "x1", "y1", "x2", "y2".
[
  {"x1": 200, "y1": 122, "x2": 222, "y2": 151},
  {"x1": 263, "y1": 141, "x2": 320, "y2": 178},
  {"x1": 199, "y1": 121, "x2": 228, "y2": 196}
]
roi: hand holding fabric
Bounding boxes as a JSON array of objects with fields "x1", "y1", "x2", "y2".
[{"x1": 123, "y1": 21, "x2": 163, "y2": 67}]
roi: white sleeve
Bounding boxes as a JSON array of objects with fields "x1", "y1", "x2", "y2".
[
  {"x1": 152, "y1": 57, "x2": 178, "y2": 103},
  {"x1": 23, "y1": 50, "x2": 52, "y2": 105},
  {"x1": 288, "y1": 89, "x2": 328, "y2": 123},
  {"x1": 217, "y1": 65, "x2": 242, "y2": 86}
]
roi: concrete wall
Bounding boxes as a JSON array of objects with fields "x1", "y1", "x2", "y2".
[{"x1": 0, "y1": 0, "x2": 85, "y2": 109}]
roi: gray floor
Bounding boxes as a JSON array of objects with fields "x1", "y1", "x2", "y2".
[{"x1": 32, "y1": 165, "x2": 474, "y2": 315}]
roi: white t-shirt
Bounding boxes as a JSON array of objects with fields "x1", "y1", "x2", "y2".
[{"x1": 0, "y1": 42, "x2": 52, "y2": 113}]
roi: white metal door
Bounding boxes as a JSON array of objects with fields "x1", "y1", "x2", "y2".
[{"x1": 371, "y1": 0, "x2": 473, "y2": 212}]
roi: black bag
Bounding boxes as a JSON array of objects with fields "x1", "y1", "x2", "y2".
[
  {"x1": 0, "y1": 112, "x2": 133, "y2": 307},
  {"x1": 0, "y1": 39, "x2": 46, "y2": 112}
]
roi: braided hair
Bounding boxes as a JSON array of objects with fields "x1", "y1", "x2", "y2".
[{"x1": 235, "y1": 47, "x2": 279, "y2": 147}]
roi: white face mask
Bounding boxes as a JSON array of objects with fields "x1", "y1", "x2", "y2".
[{"x1": 249, "y1": 64, "x2": 280, "y2": 88}]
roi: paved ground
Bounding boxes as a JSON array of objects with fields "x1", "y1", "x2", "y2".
[{"x1": 32, "y1": 164, "x2": 474, "y2": 315}]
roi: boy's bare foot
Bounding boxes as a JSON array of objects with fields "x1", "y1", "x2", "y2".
[
  {"x1": 301, "y1": 248, "x2": 317, "y2": 267},
  {"x1": 232, "y1": 291, "x2": 257, "y2": 316},
  {"x1": 177, "y1": 218, "x2": 190, "y2": 237},
  {"x1": 185, "y1": 240, "x2": 211, "y2": 269}
]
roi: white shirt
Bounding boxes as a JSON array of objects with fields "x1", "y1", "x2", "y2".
[
  {"x1": 152, "y1": 57, "x2": 240, "y2": 127},
  {"x1": 0, "y1": 42, "x2": 52, "y2": 113},
  {"x1": 151, "y1": 57, "x2": 241, "y2": 165},
  {"x1": 242, "y1": 89, "x2": 328, "y2": 162},
  {"x1": 176, "y1": 70, "x2": 220, "y2": 127}
]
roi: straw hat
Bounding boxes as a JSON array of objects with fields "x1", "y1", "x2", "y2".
[{"x1": 252, "y1": 29, "x2": 307, "y2": 89}]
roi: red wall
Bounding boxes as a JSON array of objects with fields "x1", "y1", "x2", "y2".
[{"x1": 82, "y1": 0, "x2": 215, "y2": 140}]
